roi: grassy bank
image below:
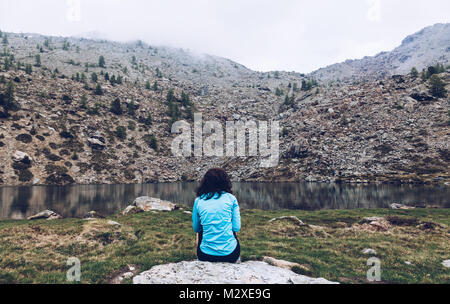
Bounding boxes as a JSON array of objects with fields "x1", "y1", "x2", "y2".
[{"x1": 0, "y1": 208, "x2": 449, "y2": 284}]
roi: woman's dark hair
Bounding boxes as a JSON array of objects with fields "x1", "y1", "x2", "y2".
[{"x1": 196, "y1": 168, "x2": 232, "y2": 200}]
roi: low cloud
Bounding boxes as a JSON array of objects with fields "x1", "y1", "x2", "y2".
[{"x1": 1, "y1": 0, "x2": 449, "y2": 73}]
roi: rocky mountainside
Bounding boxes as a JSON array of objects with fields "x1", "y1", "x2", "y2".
[
  {"x1": 310, "y1": 23, "x2": 450, "y2": 83},
  {"x1": 0, "y1": 25, "x2": 449, "y2": 186}
]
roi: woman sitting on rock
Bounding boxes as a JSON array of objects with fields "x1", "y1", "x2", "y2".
[{"x1": 192, "y1": 168, "x2": 241, "y2": 263}]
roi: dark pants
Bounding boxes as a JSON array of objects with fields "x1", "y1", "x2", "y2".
[{"x1": 197, "y1": 231, "x2": 240, "y2": 263}]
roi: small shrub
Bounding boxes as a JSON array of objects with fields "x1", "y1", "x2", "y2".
[{"x1": 115, "y1": 126, "x2": 127, "y2": 140}]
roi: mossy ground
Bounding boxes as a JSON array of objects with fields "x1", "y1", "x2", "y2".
[{"x1": 0, "y1": 208, "x2": 449, "y2": 284}]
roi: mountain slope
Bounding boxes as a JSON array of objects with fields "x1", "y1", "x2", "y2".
[
  {"x1": 310, "y1": 23, "x2": 450, "y2": 83},
  {"x1": 0, "y1": 25, "x2": 449, "y2": 186}
]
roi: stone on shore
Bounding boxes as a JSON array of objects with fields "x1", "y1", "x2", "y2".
[
  {"x1": 268, "y1": 216, "x2": 306, "y2": 226},
  {"x1": 122, "y1": 205, "x2": 143, "y2": 216},
  {"x1": 442, "y1": 260, "x2": 450, "y2": 268},
  {"x1": 133, "y1": 260, "x2": 338, "y2": 284},
  {"x1": 27, "y1": 210, "x2": 62, "y2": 220},
  {"x1": 133, "y1": 196, "x2": 177, "y2": 212},
  {"x1": 390, "y1": 203, "x2": 415, "y2": 210},
  {"x1": 83, "y1": 211, "x2": 105, "y2": 219}
]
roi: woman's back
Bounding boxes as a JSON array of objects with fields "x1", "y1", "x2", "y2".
[{"x1": 193, "y1": 192, "x2": 241, "y2": 256}]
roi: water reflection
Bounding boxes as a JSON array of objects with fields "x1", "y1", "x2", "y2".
[{"x1": 0, "y1": 182, "x2": 448, "y2": 219}]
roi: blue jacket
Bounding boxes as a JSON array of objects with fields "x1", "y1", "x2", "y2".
[{"x1": 192, "y1": 192, "x2": 241, "y2": 256}]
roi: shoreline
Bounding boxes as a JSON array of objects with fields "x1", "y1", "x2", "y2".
[{"x1": 1, "y1": 178, "x2": 449, "y2": 188}]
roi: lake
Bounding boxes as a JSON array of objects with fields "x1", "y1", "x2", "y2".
[{"x1": 0, "y1": 182, "x2": 448, "y2": 219}]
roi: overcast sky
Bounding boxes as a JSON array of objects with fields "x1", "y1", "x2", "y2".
[{"x1": 1, "y1": 0, "x2": 449, "y2": 72}]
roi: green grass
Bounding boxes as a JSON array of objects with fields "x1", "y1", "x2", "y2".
[{"x1": 0, "y1": 208, "x2": 449, "y2": 284}]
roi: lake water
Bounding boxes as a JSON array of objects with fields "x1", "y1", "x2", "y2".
[{"x1": 0, "y1": 182, "x2": 448, "y2": 219}]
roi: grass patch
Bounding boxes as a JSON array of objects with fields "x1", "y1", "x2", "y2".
[{"x1": 0, "y1": 208, "x2": 448, "y2": 284}]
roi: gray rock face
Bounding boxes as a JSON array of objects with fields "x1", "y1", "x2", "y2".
[
  {"x1": 310, "y1": 23, "x2": 450, "y2": 82},
  {"x1": 83, "y1": 211, "x2": 105, "y2": 219},
  {"x1": 390, "y1": 203, "x2": 415, "y2": 210},
  {"x1": 133, "y1": 261, "x2": 338, "y2": 284},
  {"x1": 362, "y1": 248, "x2": 377, "y2": 255},
  {"x1": 122, "y1": 205, "x2": 143, "y2": 216},
  {"x1": 87, "y1": 138, "x2": 106, "y2": 150},
  {"x1": 27, "y1": 210, "x2": 62, "y2": 220},
  {"x1": 133, "y1": 196, "x2": 177, "y2": 211},
  {"x1": 12, "y1": 151, "x2": 32, "y2": 163}
]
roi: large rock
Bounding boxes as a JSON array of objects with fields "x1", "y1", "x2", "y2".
[
  {"x1": 27, "y1": 210, "x2": 62, "y2": 220},
  {"x1": 133, "y1": 261, "x2": 338, "y2": 284},
  {"x1": 133, "y1": 196, "x2": 177, "y2": 211},
  {"x1": 12, "y1": 151, "x2": 32, "y2": 164},
  {"x1": 87, "y1": 138, "x2": 105, "y2": 150},
  {"x1": 390, "y1": 203, "x2": 415, "y2": 210},
  {"x1": 83, "y1": 211, "x2": 105, "y2": 219},
  {"x1": 122, "y1": 205, "x2": 144, "y2": 216},
  {"x1": 262, "y1": 256, "x2": 311, "y2": 274}
]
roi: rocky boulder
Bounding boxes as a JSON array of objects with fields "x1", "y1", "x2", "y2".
[
  {"x1": 122, "y1": 205, "x2": 144, "y2": 216},
  {"x1": 12, "y1": 151, "x2": 32, "y2": 164},
  {"x1": 87, "y1": 138, "x2": 106, "y2": 150},
  {"x1": 27, "y1": 210, "x2": 62, "y2": 220},
  {"x1": 133, "y1": 261, "x2": 338, "y2": 284},
  {"x1": 132, "y1": 196, "x2": 177, "y2": 212},
  {"x1": 83, "y1": 211, "x2": 105, "y2": 219},
  {"x1": 390, "y1": 203, "x2": 415, "y2": 210},
  {"x1": 442, "y1": 260, "x2": 450, "y2": 268}
]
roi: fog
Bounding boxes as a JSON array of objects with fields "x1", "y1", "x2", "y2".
[{"x1": 1, "y1": 0, "x2": 449, "y2": 72}]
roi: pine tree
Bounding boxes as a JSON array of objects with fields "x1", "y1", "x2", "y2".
[
  {"x1": 0, "y1": 81, "x2": 17, "y2": 114},
  {"x1": 156, "y1": 67, "x2": 162, "y2": 78},
  {"x1": 127, "y1": 98, "x2": 135, "y2": 116},
  {"x1": 115, "y1": 126, "x2": 127, "y2": 140},
  {"x1": 25, "y1": 64, "x2": 32, "y2": 75},
  {"x1": 152, "y1": 81, "x2": 158, "y2": 91},
  {"x1": 80, "y1": 94, "x2": 87, "y2": 109},
  {"x1": 34, "y1": 54, "x2": 41, "y2": 67},
  {"x1": 144, "y1": 113, "x2": 152, "y2": 125},
  {"x1": 145, "y1": 80, "x2": 151, "y2": 90},
  {"x1": 2, "y1": 34, "x2": 8, "y2": 45},
  {"x1": 410, "y1": 67, "x2": 418, "y2": 78},
  {"x1": 94, "y1": 83, "x2": 103, "y2": 95},
  {"x1": 98, "y1": 55, "x2": 105, "y2": 68},
  {"x1": 110, "y1": 98, "x2": 123, "y2": 115},
  {"x1": 180, "y1": 91, "x2": 190, "y2": 106},
  {"x1": 166, "y1": 89, "x2": 175, "y2": 103},
  {"x1": 148, "y1": 134, "x2": 158, "y2": 150},
  {"x1": 429, "y1": 75, "x2": 447, "y2": 98},
  {"x1": 91, "y1": 72, "x2": 98, "y2": 83},
  {"x1": 4, "y1": 57, "x2": 10, "y2": 71},
  {"x1": 284, "y1": 94, "x2": 290, "y2": 105}
]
